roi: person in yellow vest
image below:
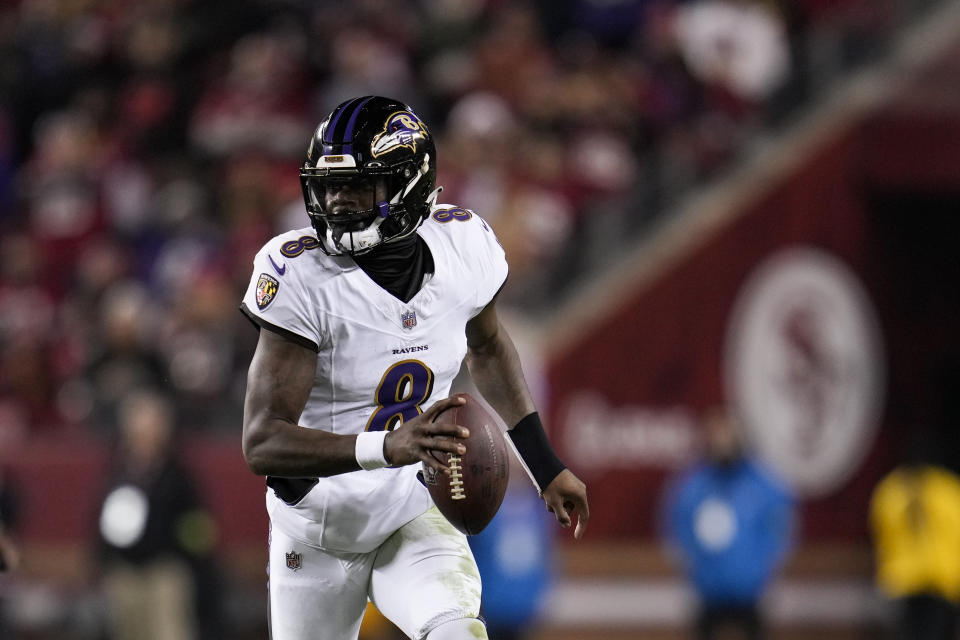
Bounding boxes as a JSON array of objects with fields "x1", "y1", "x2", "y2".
[{"x1": 869, "y1": 457, "x2": 960, "y2": 640}]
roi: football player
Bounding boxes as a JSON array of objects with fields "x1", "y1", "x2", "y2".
[{"x1": 240, "y1": 96, "x2": 589, "y2": 640}]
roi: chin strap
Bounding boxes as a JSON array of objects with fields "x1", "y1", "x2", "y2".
[
  {"x1": 426, "y1": 185, "x2": 443, "y2": 207},
  {"x1": 329, "y1": 212, "x2": 387, "y2": 254},
  {"x1": 398, "y1": 153, "x2": 431, "y2": 201}
]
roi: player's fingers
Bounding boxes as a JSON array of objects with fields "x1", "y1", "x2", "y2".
[
  {"x1": 419, "y1": 452, "x2": 451, "y2": 476},
  {"x1": 571, "y1": 495, "x2": 590, "y2": 540},
  {"x1": 424, "y1": 395, "x2": 466, "y2": 420},
  {"x1": 422, "y1": 435, "x2": 466, "y2": 456},
  {"x1": 574, "y1": 518, "x2": 587, "y2": 539},
  {"x1": 547, "y1": 494, "x2": 571, "y2": 529},
  {"x1": 429, "y1": 421, "x2": 470, "y2": 439}
]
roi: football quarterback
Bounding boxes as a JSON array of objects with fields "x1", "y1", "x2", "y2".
[{"x1": 240, "y1": 96, "x2": 589, "y2": 640}]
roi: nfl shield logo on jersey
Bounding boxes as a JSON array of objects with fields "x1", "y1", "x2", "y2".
[
  {"x1": 256, "y1": 274, "x2": 279, "y2": 310},
  {"x1": 401, "y1": 310, "x2": 417, "y2": 330},
  {"x1": 285, "y1": 551, "x2": 302, "y2": 571}
]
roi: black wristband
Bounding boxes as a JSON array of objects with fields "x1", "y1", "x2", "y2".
[{"x1": 508, "y1": 412, "x2": 567, "y2": 493}]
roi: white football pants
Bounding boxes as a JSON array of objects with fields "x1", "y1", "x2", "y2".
[{"x1": 268, "y1": 506, "x2": 484, "y2": 640}]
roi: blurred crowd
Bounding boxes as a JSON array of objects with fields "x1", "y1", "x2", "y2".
[{"x1": 0, "y1": 0, "x2": 930, "y2": 439}]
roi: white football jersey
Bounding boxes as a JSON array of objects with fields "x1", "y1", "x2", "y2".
[{"x1": 241, "y1": 204, "x2": 508, "y2": 553}]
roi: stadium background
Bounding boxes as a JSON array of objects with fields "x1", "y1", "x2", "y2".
[{"x1": 1, "y1": 0, "x2": 959, "y2": 638}]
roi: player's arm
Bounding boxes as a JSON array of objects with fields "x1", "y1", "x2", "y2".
[
  {"x1": 465, "y1": 298, "x2": 590, "y2": 539},
  {"x1": 242, "y1": 328, "x2": 468, "y2": 477}
]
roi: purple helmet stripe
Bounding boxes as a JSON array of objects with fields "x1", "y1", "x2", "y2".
[
  {"x1": 341, "y1": 96, "x2": 374, "y2": 155},
  {"x1": 323, "y1": 96, "x2": 363, "y2": 144}
]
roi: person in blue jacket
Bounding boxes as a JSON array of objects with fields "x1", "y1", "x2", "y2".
[{"x1": 661, "y1": 407, "x2": 796, "y2": 640}]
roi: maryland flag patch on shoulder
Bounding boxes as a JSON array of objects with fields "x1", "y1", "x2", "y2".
[{"x1": 256, "y1": 273, "x2": 279, "y2": 310}]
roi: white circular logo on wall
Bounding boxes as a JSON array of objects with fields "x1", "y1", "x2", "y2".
[{"x1": 725, "y1": 247, "x2": 884, "y2": 497}]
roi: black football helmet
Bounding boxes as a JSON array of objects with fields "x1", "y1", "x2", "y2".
[{"x1": 299, "y1": 96, "x2": 439, "y2": 255}]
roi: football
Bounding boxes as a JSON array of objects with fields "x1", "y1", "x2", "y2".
[{"x1": 424, "y1": 392, "x2": 510, "y2": 535}]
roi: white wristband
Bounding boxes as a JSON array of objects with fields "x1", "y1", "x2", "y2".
[{"x1": 355, "y1": 431, "x2": 390, "y2": 470}]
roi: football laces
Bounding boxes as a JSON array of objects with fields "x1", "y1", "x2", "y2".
[{"x1": 448, "y1": 455, "x2": 465, "y2": 500}]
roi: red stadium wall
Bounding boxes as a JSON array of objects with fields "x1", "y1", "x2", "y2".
[
  {"x1": 1, "y1": 433, "x2": 267, "y2": 546},
  {"x1": 545, "y1": 105, "x2": 960, "y2": 544}
]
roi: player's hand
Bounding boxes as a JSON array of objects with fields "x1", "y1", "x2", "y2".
[
  {"x1": 542, "y1": 469, "x2": 590, "y2": 540},
  {"x1": 383, "y1": 396, "x2": 469, "y2": 475}
]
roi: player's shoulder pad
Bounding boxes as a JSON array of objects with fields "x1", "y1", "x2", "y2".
[
  {"x1": 424, "y1": 202, "x2": 507, "y2": 307},
  {"x1": 255, "y1": 227, "x2": 337, "y2": 278},
  {"x1": 425, "y1": 202, "x2": 500, "y2": 245}
]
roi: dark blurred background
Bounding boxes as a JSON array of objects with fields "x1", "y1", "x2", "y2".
[{"x1": 1, "y1": 0, "x2": 959, "y2": 638}]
